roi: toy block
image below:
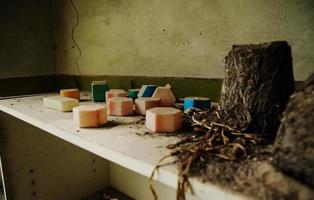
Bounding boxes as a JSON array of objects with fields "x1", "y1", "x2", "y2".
[
  {"x1": 137, "y1": 85, "x2": 157, "y2": 97},
  {"x1": 151, "y1": 84, "x2": 176, "y2": 106},
  {"x1": 128, "y1": 89, "x2": 140, "y2": 100},
  {"x1": 107, "y1": 97, "x2": 133, "y2": 116},
  {"x1": 43, "y1": 96, "x2": 79, "y2": 112},
  {"x1": 146, "y1": 107, "x2": 183, "y2": 133},
  {"x1": 183, "y1": 97, "x2": 211, "y2": 111},
  {"x1": 174, "y1": 102, "x2": 184, "y2": 110},
  {"x1": 60, "y1": 88, "x2": 80, "y2": 100},
  {"x1": 91, "y1": 81, "x2": 109, "y2": 102},
  {"x1": 135, "y1": 97, "x2": 161, "y2": 115},
  {"x1": 73, "y1": 105, "x2": 107, "y2": 128},
  {"x1": 105, "y1": 89, "x2": 128, "y2": 102}
]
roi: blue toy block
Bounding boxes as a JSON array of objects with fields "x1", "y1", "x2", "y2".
[
  {"x1": 137, "y1": 85, "x2": 157, "y2": 97},
  {"x1": 183, "y1": 97, "x2": 211, "y2": 111}
]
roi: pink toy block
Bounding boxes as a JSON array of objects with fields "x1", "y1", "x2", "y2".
[
  {"x1": 151, "y1": 84, "x2": 176, "y2": 106},
  {"x1": 105, "y1": 89, "x2": 127, "y2": 102},
  {"x1": 146, "y1": 107, "x2": 183, "y2": 133},
  {"x1": 108, "y1": 97, "x2": 133, "y2": 116},
  {"x1": 135, "y1": 97, "x2": 160, "y2": 115},
  {"x1": 73, "y1": 105, "x2": 107, "y2": 128}
]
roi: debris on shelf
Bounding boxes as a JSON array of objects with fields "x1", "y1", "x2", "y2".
[
  {"x1": 150, "y1": 107, "x2": 269, "y2": 200},
  {"x1": 149, "y1": 41, "x2": 304, "y2": 200}
]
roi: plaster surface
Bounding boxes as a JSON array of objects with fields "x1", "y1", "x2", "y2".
[{"x1": 54, "y1": 0, "x2": 314, "y2": 80}]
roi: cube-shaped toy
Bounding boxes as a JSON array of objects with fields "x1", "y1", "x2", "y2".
[
  {"x1": 146, "y1": 107, "x2": 183, "y2": 133},
  {"x1": 105, "y1": 89, "x2": 128, "y2": 102},
  {"x1": 60, "y1": 88, "x2": 80, "y2": 100},
  {"x1": 108, "y1": 97, "x2": 133, "y2": 116},
  {"x1": 137, "y1": 85, "x2": 157, "y2": 97},
  {"x1": 91, "y1": 81, "x2": 109, "y2": 102},
  {"x1": 128, "y1": 89, "x2": 140, "y2": 100},
  {"x1": 183, "y1": 97, "x2": 211, "y2": 111},
  {"x1": 174, "y1": 102, "x2": 184, "y2": 110},
  {"x1": 73, "y1": 105, "x2": 107, "y2": 128},
  {"x1": 135, "y1": 97, "x2": 161, "y2": 115},
  {"x1": 152, "y1": 86, "x2": 176, "y2": 107},
  {"x1": 43, "y1": 96, "x2": 79, "y2": 112}
]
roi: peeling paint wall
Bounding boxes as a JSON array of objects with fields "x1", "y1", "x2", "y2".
[
  {"x1": 54, "y1": 0, "x2": 314, "y2": 80},
  {"x1": 0, "y1": 0, "x2": 55, "y2": 79}
]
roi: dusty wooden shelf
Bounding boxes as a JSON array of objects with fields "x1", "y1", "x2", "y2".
[
  {"x1": 83, "y1": 186, "x2": 133, "y2": 200},
  {"x1": 0, "y1": 93, "x2": 245, "y2": 200}
]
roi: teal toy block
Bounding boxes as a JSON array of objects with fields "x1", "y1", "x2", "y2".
[
  {"x1": 183, "y1": 97, "x2": 211, "y2": 111},
  {"x1": 137, "y1": 85, "x2": 157, "y2": 97},
  {"x1": 128, "y1": 89, "x2": 140, "y2": 100},
  {"x1": 91, "y1": 81, "x2": 109, "y2": 102}
]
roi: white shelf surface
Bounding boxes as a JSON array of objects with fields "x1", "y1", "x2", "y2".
[{"x1": 0, "y1": 93, "x2": 246, "y2": 200}]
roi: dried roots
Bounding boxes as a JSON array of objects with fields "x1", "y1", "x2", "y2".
[{"x1": 150, "y1": 107, "x2": 267, "y2": 200}]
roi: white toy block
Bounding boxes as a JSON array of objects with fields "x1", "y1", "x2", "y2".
[
  {"x1": 73, "y1": 105, "x2": 107, "y2": 128},
  {"x1": 43, "y1": 96, "x2": 79, "y2": 112},
  {"x1": 108, "y1": 97, "x2": 133, "y2": 116},
  {"x1": 152, "y1": 85, "x2": 176, "y2": 106},
  {"x1": 105, "y1": 89, "x2": 127, "y2": 102},
  {"x1": 146, "y1": 107, "x2": 183, "y2": 133},
  {"x1": 135, "y1": 97, "x2": 160, "y2": 115}
]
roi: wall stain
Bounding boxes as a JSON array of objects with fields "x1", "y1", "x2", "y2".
[{"x1": 103, "y1": 17, "x2": 111, "y2": 26}]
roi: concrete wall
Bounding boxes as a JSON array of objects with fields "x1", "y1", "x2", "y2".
[
  {"x1": 54, "y1": 0, "x2": 314, "y2": 80},
  {"x1": 0, "y1": 0, "x2": 55, "y2": 79},
  {"x1": 0, "y1": 1, "x2": 313, "y2": 80}
]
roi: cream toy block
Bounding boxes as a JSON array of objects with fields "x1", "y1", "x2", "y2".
[
  {"x1": 146, "y1": 107, "x2": 183, "y2": 133},
  {"x1": 151, "y1": 84, "x2": 176, "y2": 107},
  {"x1": 108, "y1": 97, "x2": 133, "y2": 116},
  {"x1": 73, "y1": 105, "x2": 107, "y2": 128},
  {"x1": 60, "y1": 88, "x2": 80, "y2": 100},
  {"x1": 105, "y1": 89, "x2": 127, "y2": 102},
  {"x1": 135, "y1": 97, "x2": 161, "y2": 115},
  {"x1": 43, "y1": 96, "x2": 79, "y2": 112}
]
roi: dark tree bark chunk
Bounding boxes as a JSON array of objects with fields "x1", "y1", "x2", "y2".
[
  {"x1": 272, "y1": 73, "x2": 314, "y2": 188},
  {"x1": 220, "y1": 41, "x2": 294, "y2": 137}
]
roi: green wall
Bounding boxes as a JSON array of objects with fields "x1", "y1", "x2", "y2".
[
  {"x1": 0, "y1": 0, "x2": 55, "y2": 79},
  {"x1": 54, "y1": 0, "x2": 314, "y2": 80}
]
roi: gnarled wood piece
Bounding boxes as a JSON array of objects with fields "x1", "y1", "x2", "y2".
[{"x1": 220, "y1": 41, "x2": 294, "y2": 138}]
